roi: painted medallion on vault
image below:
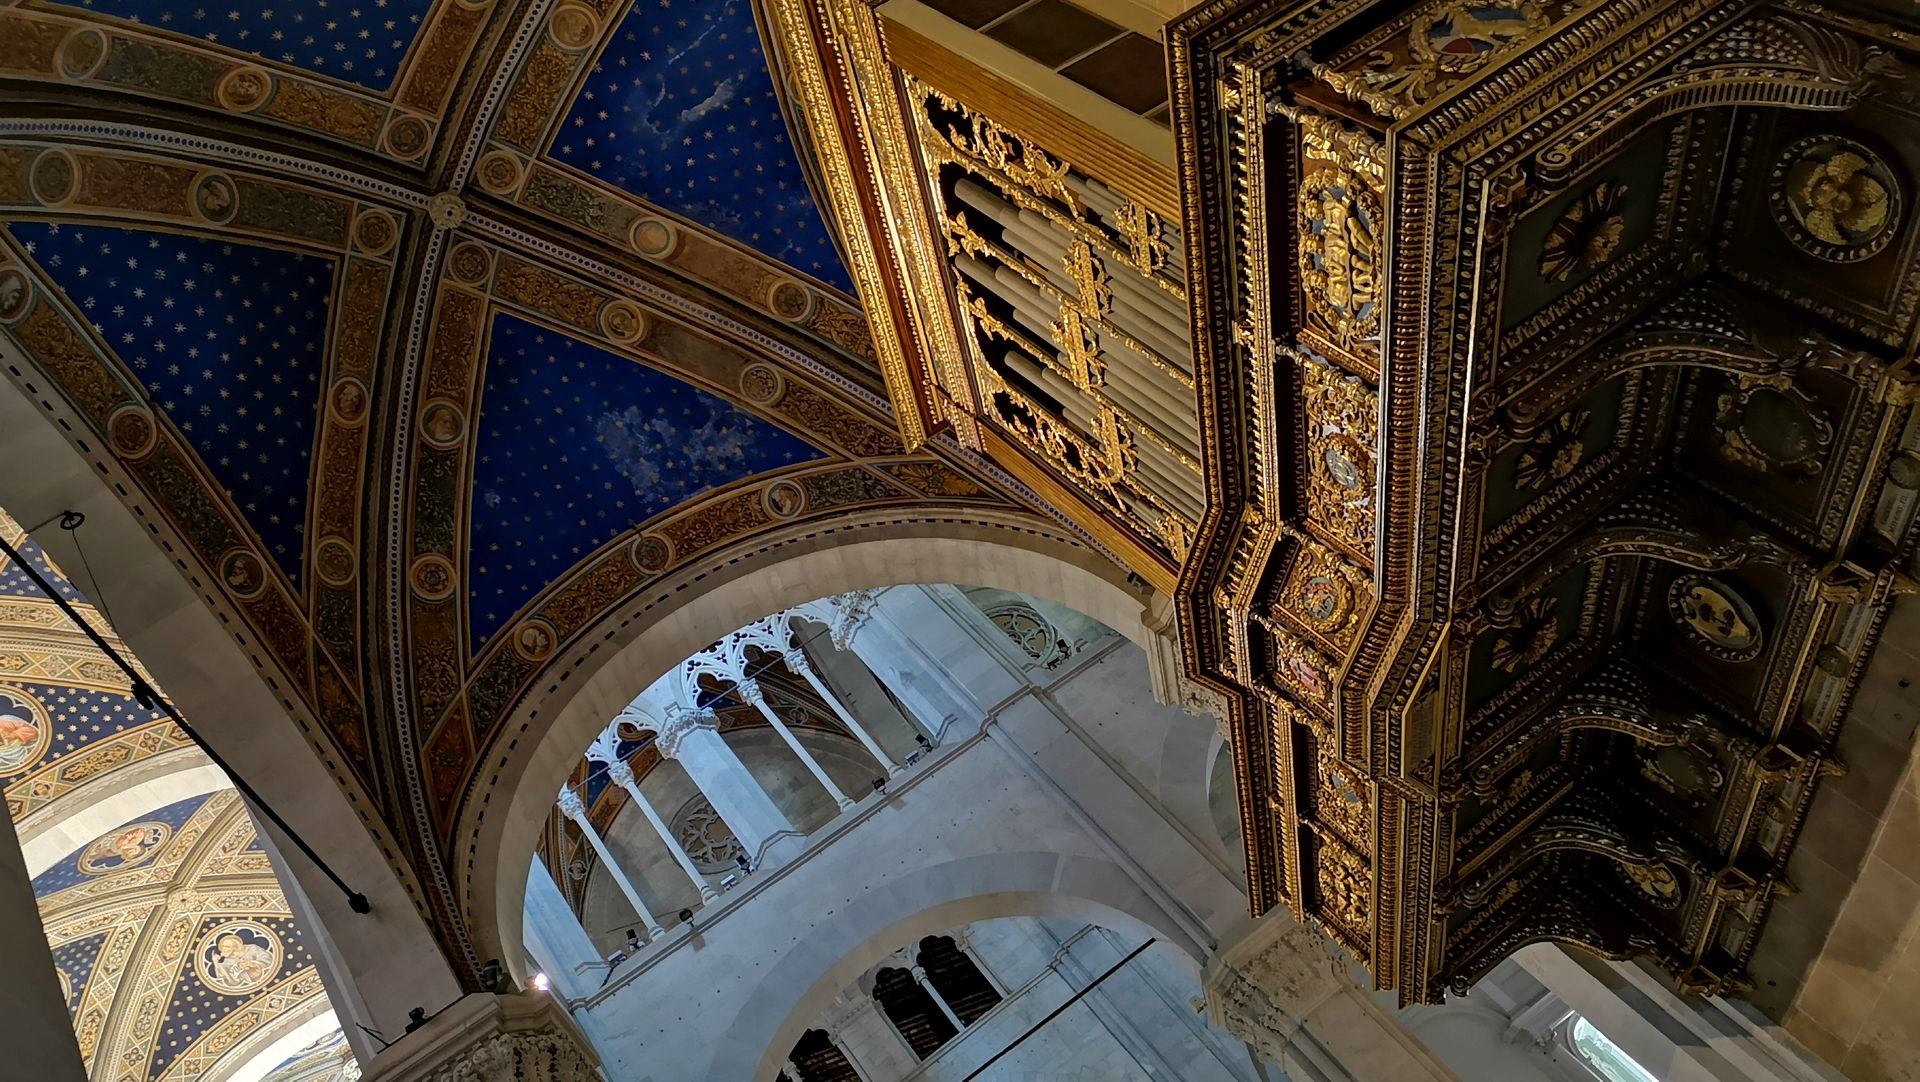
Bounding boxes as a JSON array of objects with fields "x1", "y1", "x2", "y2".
[
  {"x1": 196, "y1": 919, "x2": 284, "y2": 995},
  {"x1": 77, "y1": 820, "x2": 171, "y2": 876},
  {"x1": 0, "y1": 686, "x2": 50, "y2": 775}
]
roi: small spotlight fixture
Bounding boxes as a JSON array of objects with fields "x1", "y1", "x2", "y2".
[
  {"x1": 530, "y1": 971, "x2": 552, "y2": 993},
  {"x1": 734, "y1": 853, "x2": 753, "y2": 875},
  {"x1": 871, "y1": 777, "x2": 888, "y2": 797},
  {"x1": 915, "y1": 734, "x2": 933, "y2": 752},
  {"x1": 679, "y1": 908, "x2": 695, "y2": 924},
  {"x1": 626, "y1": 928, "x2": 642, "y2": 952},
  {"x1": 404, "y1": 1007, "x2": 429, "y2": 1034}
]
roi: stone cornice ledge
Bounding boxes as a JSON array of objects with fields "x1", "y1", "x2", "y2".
[{"x1": 357, "y1": 992, "x2": 599, "y2": 1082}]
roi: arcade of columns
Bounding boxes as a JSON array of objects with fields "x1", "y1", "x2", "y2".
[{"x1": 543, "y1": 591, "x2": 940, "y2": 962}]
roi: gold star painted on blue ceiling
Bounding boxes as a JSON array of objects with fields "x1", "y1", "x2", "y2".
[
  {"x1": 553, "y1": 0, "x2": 854, "y2": 293},
  {"x1": 469, "y1": 313, "x2": 826, "y2": 644},
  {"x1": 50, "y1": 0, "x2": 435, "y2": 91},
  {"x1": 9, "y1": 223, "x2": 334, "y2": 587},
  {"x1": 49, "y1": 930, "x2": 109, "y2": 1018}
]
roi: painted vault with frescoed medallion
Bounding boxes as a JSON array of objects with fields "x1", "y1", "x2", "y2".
[{"x1": 1164, "y1": 0, "x2": 1920, "y2": 1003}]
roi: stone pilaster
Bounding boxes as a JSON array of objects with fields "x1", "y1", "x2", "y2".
[
  {"x1": 1203, "y1": 907, "x2": 1459, "y2": 1082},
  {"x1": 357, "y1": 993, "x2": 598, "y2": 1082}
]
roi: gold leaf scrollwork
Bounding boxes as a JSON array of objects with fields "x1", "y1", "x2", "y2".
[
  {"x1": 1316, "y1": 839, "x2": 1372, "y2": 934},
  {"x1": 1319, "y1": 1, "x2": 1550, "y2": 118},
  {"x1": 1298, "y1": 168, "x2": 1383, "y2": 349}
]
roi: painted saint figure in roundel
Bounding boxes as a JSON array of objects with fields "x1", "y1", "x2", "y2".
[
  {"x1": 77, "y1": 821, "x2": 171, "y2": 876},
  {"x1": 197, "y1": 920, "x2": 283, "y2": 995},
  {"x1": 0, "y1": 686, "x2": 50, "y2": 775}
]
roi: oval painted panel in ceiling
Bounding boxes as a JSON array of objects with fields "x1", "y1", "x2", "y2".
[
  {"x1": 550, "y1": 0, "x2": 854, "y2": 292},
  {"x1": 467, "y1": 312, "x2": 826, "y2": 644}
]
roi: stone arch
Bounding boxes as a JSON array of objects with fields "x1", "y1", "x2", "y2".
[
  {"x1": 19, "y1": 756, "x2": 228, "y2": 876},
  {"x1": 707, "y1": 850, "x2": 1207, "y2": 1082},
  {"x1": 0, "y1": 359, "x2": 458, "y2": 1055},
  {"x1": 462, "y1": 509, "x2": 1154, "y2": 976}
]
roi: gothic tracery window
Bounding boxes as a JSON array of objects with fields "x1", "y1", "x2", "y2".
[
  {"x1": 986, "y1": 601, "x2": 1073, "y2": 669},
  {"x1": 672, "y1": 795, "x2": 745, "y2": 871},
  {"x1": 781, "y1": 1028, "x2": 859, "y2": 1082}
]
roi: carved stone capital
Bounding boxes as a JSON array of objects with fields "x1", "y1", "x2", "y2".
[
  {"x1": 827, "y1": 589, "x2": 879, "y2": 650},
  {"x1": 553, "y1": 786, "x2": 587, "y2": 826},
  {"x1": 655, "y1": 703, "x2": 719, "y2": 760},
  {"x1": 358, "y1": 993, "x2": 598, "y2": 1082}
]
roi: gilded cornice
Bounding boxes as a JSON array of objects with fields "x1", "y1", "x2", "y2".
[{"x1": 1172, "y1": 0, "x2": 1920, "y2": 1001}]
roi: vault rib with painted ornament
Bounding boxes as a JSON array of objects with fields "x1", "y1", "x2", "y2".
[{"x1": 0, "y1": 0, "x2": 1916, "y2": 1080}]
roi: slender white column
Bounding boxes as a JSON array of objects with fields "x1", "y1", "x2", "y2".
[
  {"x1": 738, "y1": 677, "x2": 855, "y2": 811},
  {"x1": 651, "y1": 703, "x2": 804, "y2": 867},
  {"x1": 912, "y1": 964, "x2": 967, "y2": 1034},
  {"x1": 783, "y1": 647, "x2": 901, "y2": 776},
  {"x1": 587, "y1": 731, "x2": 719, "y2": 903},
  {"x1": 555, "y1": 786, "x2": 664, "y2": 940}
]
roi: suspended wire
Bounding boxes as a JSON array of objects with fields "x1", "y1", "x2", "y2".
[
  {"x1": 0, "y1": 518, "x2": 370, "y2": 915},
  {"x1": 59, "y1": 511, "x2": 118, "y2": 633}
]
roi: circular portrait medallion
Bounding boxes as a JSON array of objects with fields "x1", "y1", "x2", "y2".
[
  {"x1": 78, "y1": 820, "x2": 172, "y2": 876},
  {"x1": 0, "y1": 685, "x2": 50, "y2": 776},
  {"x1": 196, "y1": 920, "x2": 283, "y2": 995}
]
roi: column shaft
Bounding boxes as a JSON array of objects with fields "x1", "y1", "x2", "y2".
[
  {"x1": 741, "y1": 679, "x2": 855, "y2": 811},
  {"x1": 913, "y1": 965, "x2": 967, "y2": 1034},
  {"x1": 786, "y1": 649, "x2": 901, "y2": 776},
  {"x1": 608, "y1": 762, "x2": 718, "y2": 903},
  {"x1": 558, "y1": 790, "x2": 665, "y2": 939},
  {"x1": 655, "y1": 704, "x2": 804, "y2": 867}
]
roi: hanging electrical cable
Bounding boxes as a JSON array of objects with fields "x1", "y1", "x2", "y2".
[{"x1": 0, "y1": 515, "x2": 370, "y2": 914}]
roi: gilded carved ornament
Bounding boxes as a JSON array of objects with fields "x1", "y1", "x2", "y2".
[
  {"x1": 1315, "y1": 1, "x2": 1554, "y2": 119},
  {"x1": 1297, "y1": 167, "x2": 1383, "y2": 353},
  {"x1": 1489, "y1": 594, "x2": 1559, "y2": 673},
  {"x1": 1769, "y1": 135, "x2": 1903, "y2": 262},
  {"x1": 1512, "y1": 408, "x2": 1591, "y2": 492},
  {"x1": 1313, "y1": 837, "x2": 1372, "y2": 936},
  {"x1": 1297, "y1": 356, "x2": 1378, "y2": 555},
  {"x1": 1538, "y1": 180, "x2": 1627, "y2": 282},
  {"x1": 1713, "y1": 375, "x2": 1833, "y2": 475}
]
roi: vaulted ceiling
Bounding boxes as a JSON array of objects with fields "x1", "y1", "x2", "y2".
[{"x1": 0, "y1": 0, "x2": 1056, "y2": 978}]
